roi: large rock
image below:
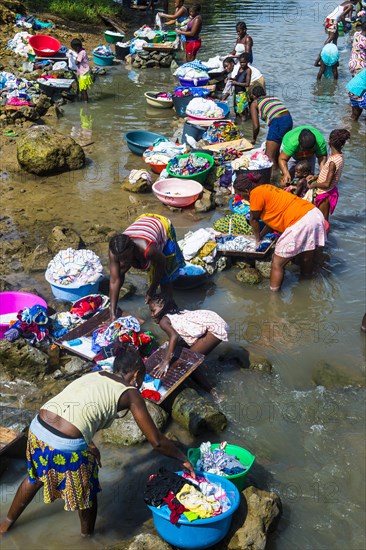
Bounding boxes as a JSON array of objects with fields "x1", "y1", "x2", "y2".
[
  {"x1": 171, "y1": 388, "x2": 227, "y2": 435},
  {"x1": 0, "y1": 339, "x2": 49, "y2": 382},
  {"x1": 236, "y1": 266, "x2": 262, "y2": 285},
  {"x1": 104, "y1": 533, "x2": 172, "y2": 550},
  {"x1": 255, "y1": 261, "x2": 272, "y2": 279},
  {"x1": 24, "y1": 244, "x2": 52, "y2": 273},
  {"x1": 47, "y1": 226, "x2": 83, "y2": 254},
  {"x1": 121, "y1": 175, "x2": 152, "y2": 194},
  {"x1": 17, "y1": 125, "x2": 85, "y2": 175},
  {"x1": 227, "y1": 486, "x2": 282, "y2": 550},
  {"x1": 101, "y1": 400, "x2": 168, "y2": 446},
  {"x1": 312, "y1": 360, "x2": 365, "y2": 389},
  {"x1": 195, "y1": 189, "x2": 214, "y2": 213},
  {"x1": 249, "y1": 353, "x2": 273, "y2": 373}
]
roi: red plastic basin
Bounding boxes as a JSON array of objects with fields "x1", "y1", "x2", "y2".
[{"x1": 28, "y1": 34, "x2": 61, "y2": 57}]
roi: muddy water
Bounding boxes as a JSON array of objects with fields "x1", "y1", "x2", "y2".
[{"x1": 1, "y1": 0, "x2": 366, "y2": 548}]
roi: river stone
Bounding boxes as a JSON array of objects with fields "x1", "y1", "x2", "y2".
[
  {"x1": 0, "y1": 278, "x2": 12, "y2": 291},
  {"x1": 24, "y1": 244, "x2": 52, "y2": 273},
  {"x1": 160, "y1": 55, "x2": 173, "y2": 67},
  {"x1": 195, "y1": 189, "x2": 214, "y2": 213},
  {"x1": 63, "y1": 356, "x2": 87, "y2": 375},
  {"x1": 249, "y1": 353, "x2": 273, "y2": 373},
  {"x1": 255, "y1": 260, "x2": 272, "y2": 279},
  {"x1": 146, "y1": 59, "x2": 159, "y2": 68},
  {"x1": 101, "y1": 401, "x2": 168, "y2": 446},
  {"x1": 104, "y1": 533, "x2": 172, "y2": 550},
  {"x1": 81, "y1": 224, "x2": 113, "y2": 245},
  {"x1": 17, "y1": 125, "x2": 85, "y2": 175},
  {"x1": 0, "y1": 338, "x2": 49, "y2": 382},
  {"x1": 171, "y1": 388, "x2": 227, "y2": 435},
  {"x1": 236, "y1": 266, "x2": 262, "y2": 285},
  {"x1": 312, "y1": 360, "x2": 365, "y2": 389},
  {"x1": 47, "y1": 225, "x2": 83, "y2": 254},
  {"x1": 227, "y1": 486, "x2": 282, "y2": 550},
  {"x1": 121, "y1": 175, "x2": 152, "y2": 194}
]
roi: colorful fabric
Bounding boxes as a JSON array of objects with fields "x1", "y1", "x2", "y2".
[
  {"x1": 250, "y1": 184, "x2": 315, "y2": 234},
  {"x1": 27, "y1": 429, "x2": 100, "y2": 511},
  {"x1": 185, "y1": 38, "x2": 202, "y2": 57},
  {"x1": 213, "y1": 213, "x2": 253, "y2": 235},
  {"x1": 70, "y1": 294, "x2": 109, "y2": 319},
  {"x1": 281, "y1": 125, "x2": 327, "y2": 161},
  {"x1": 349, "y1": 90, "x2": 366, "y2": 108},
  {"x1": 257, "y1": 96, "x2": 289, "y2": 125},
  {"x1": 266, "y1": 114, "x2": 293, "y2": 144},
  {"x1": 176, "y1": 483, "x2": 220, "y2": 518},
  {"x1": 78, "y1": 71, "x2": 93, "y2": 91},
  {"x1": 166, "y1": 309, "x2": 229, "y2": 346},
  {"x1": 274, "y1": 207, "x2": 326, "y2": 258},
  {"x1": 234, "y1": 91, "x2": 249, "y2": 114},
  {"x1": 349, "y1": 31, "x2": 366, "y2": 76},
  {"x1": 314, "y1": 186, "x2": 339, "y2": 215},
  {"x1": 141, "y1": 389, "x2": 161, "y2": 401}
]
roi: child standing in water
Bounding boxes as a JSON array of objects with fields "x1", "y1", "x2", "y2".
[
  {"x1": 305, "y1": 129, "x2": 351, "y2": 220},
  {"x1": 229, "y1": 52, "x2": 252, "y2": 122},
  {"x1": 71, "y1": 38, "x2": 92, "y2": 102},
  {"x1": 149, "y1": 294, "x2": 229, "y2": 396}
]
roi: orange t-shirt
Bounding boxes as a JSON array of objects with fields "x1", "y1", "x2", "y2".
[{"x1": 250, "y1": 184, "x2": 315, "y2": 233}]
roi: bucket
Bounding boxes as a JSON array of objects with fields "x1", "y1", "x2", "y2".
[
  {"x1": 45, "y1": 273, "x2": 103, "y2": 302},
  {"x1": 104, "y1": 31, "x2": 125, "y2": 44},
  {"x1": 173, "y1": 94, "x2": 195, "y2": 117},
  {"x1": 115, "y1": 43, "x2": 130, "y2": 60},
  {"x1": 0, "y1": 292, "x2": 48, "y2": 339},
  {"x1": 148, "y1": 471, "x2": 240, "y2": 550},
  {"x1": 92, "y1": 52, "x2": 115, "y2": 66},
  {"x1": 188, "y1": 444, "x2": 256, "y2": 492},
  {"x1": 182, "y1": 121, "x2": 206, "y2": 145}
]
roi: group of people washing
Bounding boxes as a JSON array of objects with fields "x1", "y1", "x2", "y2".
[{"x1": 0, "y1": 6, "x2": 362, "y2": 542}]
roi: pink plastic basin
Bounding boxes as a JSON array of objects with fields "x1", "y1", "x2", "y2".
[
  {"x1": 152, "y1": 178, "x2": 203, "y2": 207},
  {"x1": 0, "y1": 291, "x2": 48, "y2": 339},
  {"x1": 28, "y1": 35, "x2": 61, "y2": 57}
]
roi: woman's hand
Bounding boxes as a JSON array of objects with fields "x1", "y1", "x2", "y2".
[
  {"x1": 280, "y1": 172, "x2": 292, "y2": 186},
  {"x1": 152, "y1": 360, "x2": 170, "y2": 379},
  {"x1": 182, "y1": 459, "x2": 196, "y2": 478}
]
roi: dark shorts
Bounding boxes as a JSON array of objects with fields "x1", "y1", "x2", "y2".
[{"x1": 267, "y1": 114, "x2": 293, "y2": 144}]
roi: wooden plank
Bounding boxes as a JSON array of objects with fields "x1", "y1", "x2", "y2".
[
  {"x1": 0, "y1": 427, "x2": 26, "y2": 456},
  {"x1": 144, "y1": 346, "x2": 205, "y2": 404},
  {"x1": 143, "y1": 44, "x2": 176, "y2": 52},
  {"x1": 100, "y1": 15, "x2": 126, "y2": 34},
  {"x1": 201, "y1": 137, "x2": 253, "y2": 152}
]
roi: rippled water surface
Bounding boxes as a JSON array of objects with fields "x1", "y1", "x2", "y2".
[{"x1": 1, "y1": 1, "x2": 365, "y2": 549}]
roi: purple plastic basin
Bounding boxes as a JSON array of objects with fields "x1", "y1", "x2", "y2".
[{"x1": 0, "y1": 291, "x2": 48, "y2": 339}]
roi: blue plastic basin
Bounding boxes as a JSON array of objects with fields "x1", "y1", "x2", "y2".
[
  {"x1": 124, "y1": 131, "x2": 167, "y2": 156},
  {"x1": 215, "y1": 101, "x2": 230, "y2": 118},
  {"x1": 45, "y1": 272, "x2": 104, "y2": 302},
  {"x1": 148, "y1": 471, "x2": 240, "y2": 549}
]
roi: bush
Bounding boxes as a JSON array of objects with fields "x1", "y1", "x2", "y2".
[{"x1": 24, "y1": 0, "x2": 125, "y2": 24}]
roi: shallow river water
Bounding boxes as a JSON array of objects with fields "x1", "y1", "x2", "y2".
[{"x1": 1, "y1": 0, "x2": 365, "y2": 549}]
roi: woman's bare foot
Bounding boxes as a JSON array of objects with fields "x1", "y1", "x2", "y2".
[{"x1": 0, "y1": 517, "x2": 14, "y2": 534}]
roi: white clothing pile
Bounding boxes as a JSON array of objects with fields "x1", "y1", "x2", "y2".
[
  {"x1": 46, "y1": 248, "x2": 103, "y2": 286},
  {"x1": 186, "y1": 97, "x2": 224, "y2": 118}
]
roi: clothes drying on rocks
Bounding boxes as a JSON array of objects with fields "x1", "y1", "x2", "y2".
[
  {"x1": 168, "y1": 154, "x2": 211, "y2": 177},
  {"x1": 7, "y1": 32, "x2": 33, "y2": 57},
  {"x1": 46, "y1": 248, "x2": 103, "y2": 286},
  {"x1": 196, "y1": 441, "x2": 246, "y2": 476},
  {"x1": 128, "y1": 169, "x2": 152, "y2": 185},
  {"x1": 186, "y1": 97, "x2": 224, "y2": 118}
]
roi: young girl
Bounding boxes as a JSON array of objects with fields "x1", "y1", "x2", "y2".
[
  {"x1": 149, "y1": 294, "x2": 229, "y2": 395},
  {"x1": 71, "y1": 38, "x2": 92, "y2": 102},
  {"x1": 221, "y1": 57, "x2": 236, "y2": 101},
  {"x1": 229, "y1": 52, "x2": 252, "y2": 122},
  {"x1": 305, "y1": 129, "x2": 351, "y2": 220}
]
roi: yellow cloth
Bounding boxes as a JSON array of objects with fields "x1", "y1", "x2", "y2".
[
  {"x1": 176, "y1": 484, "x2": 220, "y2": 518},
  {"x1": 78, "y1": 72, "x2": 93, "y2": 91},
  {"x1": 197, "y1": 240, "x2": 217, "y2": 258}
]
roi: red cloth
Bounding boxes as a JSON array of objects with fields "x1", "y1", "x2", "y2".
[
  {"x1": 186, "y1": 39, "x2": 202, "y2": 57},
  {"x1": 163, "y1": 491, "x2": 188, "y2": 524},
  {"x1": 141, "y1": 389, "x2": 161, "y2": 402}
]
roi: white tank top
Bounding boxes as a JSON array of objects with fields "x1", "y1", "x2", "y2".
[{"x1": 327, "y1": 5, "x2": 344, "y2": 20}]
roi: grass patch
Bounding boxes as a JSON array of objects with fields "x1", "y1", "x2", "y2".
[{"x1": 24, "y1": 0, "x2": 125, "y2": 24}]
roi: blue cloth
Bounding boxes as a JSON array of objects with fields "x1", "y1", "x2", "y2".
[
  {"x1": 350, "y1": 90, "x2": 366, "y2": 108},
  {"x1": 346, "y1": 68, "x2": 366, "y2": 97},
  {"x1": 179, "y1": 60, "x2": 209, "y2": 72},
  {"x1": 320, "y1": 43, "x2": 339, "y2": 66},
  {"x1": 174, "y1": 87, "x2": 210, "y2": 97},
  {"x1": 267, "y1": 114, "x2": 293, "y2": 144}
]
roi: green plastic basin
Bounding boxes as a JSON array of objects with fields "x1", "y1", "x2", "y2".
[{"x1": 166, "y1": 152, "x2": 214, "y2": 184}]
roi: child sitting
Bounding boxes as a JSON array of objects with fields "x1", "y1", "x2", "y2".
[
  {"x1": 149, "y1": 294, "x2": 229, "y2": 396},
  {"x1": 71, "y1": 38, "x2": 92, "y2": 102},
  {"x1": 284, "y1": 160, "x2": 312, "y2": 197},
  {"x1": 304, "y1": 128, "x2": 351, "y2": 220}
]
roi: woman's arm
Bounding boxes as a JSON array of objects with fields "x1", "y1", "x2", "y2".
[
  {"x1": 250, "y1": 99, "x2": 260, "y2": 144},
  {"x1": 278, "y1": 151, "x2": 292, "y2": 185},
  {"x1": 178, "y1": 16, "x2": 201, "y2": 37},
  {"x1": 308, "y1": 162, "x2": 336, "y2": 189},
  {"x1": 161, "y1": 6, "x2": 186, "y2": 20},
  {"x1": 109, "y1": 250, "x2": 124, "y2": 320},
  {"x1": 249, "y1": 210, "x2": 262, "y2": 245},
  {"x1": 154, "y1": 316, "x2": 180, "y2": 377},
  {"x1": 127, "y1": 390, "x2": 195, "y2": 476},
  {"x1": 145, "y1": 245, "x2": 167, "y2": 302}
]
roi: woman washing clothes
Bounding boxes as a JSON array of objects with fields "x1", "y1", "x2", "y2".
[
  {"x1": 0, "y1": 344, "x2": 195, "y2": 537},
  {"x1": 177, "y1": 4, "x2": 202, "y2": 61},
  {"x1": 149, "y1": 294, "x2": 229, "y2": 396},
  {"x1": 158, "y1": 0, "x2": 189, "y2": 53},
  {"x1": 233, "y1": 173, "x2": 327, "y2": 291},
  {"x1": 230, "y1": 21, "x2": 253, "y2": 64},
  {"x1": 348, "y1": 19, "x2": 366, "y2": 76},
  {"x1": 250, "y1": 85, "x2": 293, "y2": 166},
  {"x1": 108, "y1": 214, "x2": 184, "y2": 319}
]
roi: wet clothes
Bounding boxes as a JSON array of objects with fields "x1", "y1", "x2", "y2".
[{"x1": 144, "y1": 467, "x2": 195, "y2": 507}]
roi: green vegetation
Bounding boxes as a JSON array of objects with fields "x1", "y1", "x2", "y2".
[{"x1": 24, "y1": 0, "x2": 125, "y2": 24}]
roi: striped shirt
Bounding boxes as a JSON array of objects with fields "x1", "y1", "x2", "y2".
[
  {"x1": 257, "y1": 96, "x2": 288, "y2": 125},
  {"x1": 123, "y1": 215, "x2": 168, "y2": 268},
  {"x1": 315, "y1": 153, "x2": 344, "y2": 194}
]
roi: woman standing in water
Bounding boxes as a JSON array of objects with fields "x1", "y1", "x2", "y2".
[
  {"x1": 177, "y1": 4, "x2": 202, "y2": 61},
  {"x1": 230, "y1": 21, "x2": 253, "y2": 64},
  {"x1": 0, "y1": 345, "x2": 195, "y2": 536}
]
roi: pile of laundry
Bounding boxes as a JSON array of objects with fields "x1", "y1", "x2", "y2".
[
  {"x1": 212, "y1": 147, "x2": 244, "y2": 165},
  {"x1": 92, "y1": 45, "x2": 113, "y2": 57},
  {"x1": 0, "y1": 71, "x2": 41, "y2": 106},
  {"x1": 173, "y1": 86, "x2": 210, "y2": 98},
  {"x1": 15, "y1": 14, "x2": 54, "y2": 30},
  {"x1": 144, "y1": 468, "x2": 232, "y2": 524},
  {"x1": 186, "y1": 97, "x2": 224, "y2": 119},
  {"x1": 7, "y1": 31, "x2": 34, "y2": 57},
  {"x1": 195, "y1": 442, "x2": 247, "y2": 476},
  {"x1": 178, "y1": 228, "x2": 228, "y2": 274},
  {"x1": 232, "y1": 149, "x2": 273, "y2": 171},
  {"x1": 134, "y1": 25, "x2": 156, "y2": 40},
  {"x1": 216, "y1": 235, "x2": 258, "y2": 253},
  {"x1": 175, "y1": 62, "x2": 210, "y2": 85},
  {"x1": 91, "y1": 315, "x2": 155, "y2": 358},
  {"x1": 202, "y1": 121, "x2": 243, "y2": 144},
  {"x1": 143, "y1": 141, "x2": 187, "y2": 167},
  {"x1": 168, "y1": 153, "x2": 211, "y2": 177},
  {"x1": 45, "y1": 248, "x2": 103, "y2": 286}
]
